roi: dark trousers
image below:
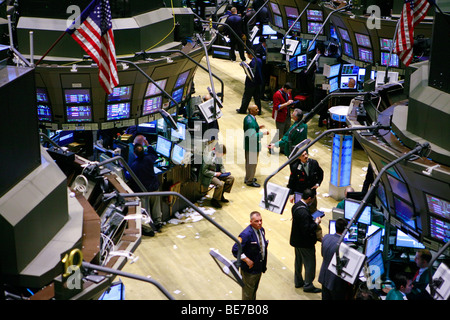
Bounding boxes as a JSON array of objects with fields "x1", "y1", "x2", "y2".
[
  {"x1": 238, "y1": 85, "x2": 261, "y2": 114},
  {"x1": 294, "y1": 247, "x2": 316, "y2": 287},
  {"x1": 241, "y1": 270, "x2": 262, "y2": 300},
  {"x1": 229, "y1": 38, "x2": 245, "y2": 61}
]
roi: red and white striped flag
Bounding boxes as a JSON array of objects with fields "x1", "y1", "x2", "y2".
[
  {"x1": 67, "y1": 0, "x2": 119, "y2": 94},
  {"x1": 395, "y1": 0, "x2": 430, "y2": 67}
]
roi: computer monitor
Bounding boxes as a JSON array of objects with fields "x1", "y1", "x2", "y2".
[
  {"x1": 344, "y1": 198, "x2": 372, "y2": 225},
  {"x1": 324, "y1": 63, "x2": 341, "y2": 78},
  {"x1": 36, "y1": 87, "x2": 49, "y2": 103},
  {"x1": 284, "y1": 6, "x2": 298, "y2": 19},
  {"x1": 137, "y1": 121, "x2": 157, "y2": 135},
  {"x1": 262, "y1": 24, "x2": 277, "y2": 36},
  {"x1": 425, "y1": 194, "x2": 450, "y2": 220},
  {"x1": 273, "y1": 14, "x2": 283, "y2": 28},
  {"x1": 376, "y1": 183, "x2": 389, "y2": 209},
  {"x1": 329, "y1": 220, "x2": 358, "y2": 242},
  {"x1": 270, "y1": 2, "x2": 281, "y2": 15},
  {"x1": 364, "y1": 227, "x2": 383, "y2": 258},
  {"x1": 145, "y1": 79, "x2": 167, "y2": 97},
  {"x1": 429, "y1": 216, "x2": 450, "y2": 243},
  {"x1": 340, "y1": 75, "x2": 357, "y2": 90},
  {"x1": 396, "y1": 229, "x2": 425, "y2": 249},
  {"x1": 175, "y1": 70, "x2": 190, "y2": 88},
  {"x1": 170, "y1": 122, "x2": 186, "y2": 141},
  {"x1": 380, "y1": 38, "x2": 393, "y2": 51},
  {"x1": 99, "y1": 281, "x2": 125, "y2": 300},
  {"x1": 280, "y1": 39, "x2": 299, "y2": 55},
  {"x1": 329, "y1": 76, "x2": 339, "y2": 93},
  {"x1": 330, "y1": 25, "x2": 338, "y2": 40},
  {"x1": 106, "y1": 102, "x2": 131, "y2": 121},
  {"x1": 156, "y1": 135, "x2": 172, "y2": 158},
  {"x1": 366, "y1": 251, "x2": 385, "y2": 284},
  {"x1": 142, "y1": 96, "x2": 162, "y2": 116},
  {"x1": 343, "y1": 42, "x2": 353, "y2": 57},
  {"x1": 355, "y1": 33, "x2": 371, "y2": 48},
  {"x1": 381, "y1": 52, "x2": 400, "y2": 67},
  {"x1": 394, "y1": 196, "x2": 416, "y2": 230},
  {"x1": 338, "y1": 28, "x2": 351, "y2": 42},
  {"x1": 307, "y1": 9, "x2": 323, "y2": 21},
  {"x1": 171, "y1": 87, "x2": 184, "y2": 105},
  {"x1": 387, "y1": 174, "x2": 411, "y2": 203},
  {"x1": 341, "y1": 64, "x2": 359, "y2": 75},
  {"x1": 307, "y1": 22, "x2": 323, "y2": 34},
  {"x1": 171, "y1": 143, "x2": 187, "y2": 165},
  {"x1": 37, "y1": 104, "x2": 52, "y2": 122},
  {"x1": 107, "y1": 85, "x2": 132, "y2": 102},
  {"x1": 64, "y1": 88, "x2": 91, "y2": 104},
  {"x1": 287, "y1": 19, "x2": 301, "y2": 32},
  {"x1": 358, "y1": 47, "x2": 373, "y2": 63},
  {"x1": 58, "y1": 131, "x2": 75, "y2": 146},
  {"x1": 66, "y1": 105, "x2": 92, "y2": 122},
  {"x1": 289, "y1": 55, "x2": 298, "y2": 72},
  {"x1": 289, "y1": 54, "x2": 307, "y2": 72}
]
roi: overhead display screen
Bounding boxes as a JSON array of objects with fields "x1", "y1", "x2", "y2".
[
  {"x1": 284, "y1": 6, "x2": 299, "y2": 18},
  {"x1": 145, "y1": 79, "x2": 167, "y2": 97},
  {"x1": 37, "y1": 104, "x2": 52, "y2": 122},
  {"x1": 307, "y1": 9, "x2": 323, "y2": 21},
  {"x1": 142, "y1": 96, "x2": 162, "y2": 115},
  {"x1": 355, "y1": 33, "x2": 371, "y2": 48},
  {"x1": 106, "y1": 102, "x2": 131, "y2": 121},
  {"x1": 107, "y1": 85, "x2": 132, "y2": 102},
  {"x1": 66, "y1": 105, "x2": 92, "y2": 122},
  {"x1": 426, "y1": 194, "x2": 450, "y2": 220},
  {"x1": 338, "y1": 28, "x2": 351, "y2": 42},
  {"x1": 64, "y1": 88, "x2": 91, "y2": 104},
  {"x1": 270, "y1": 2, "x2": 281, "y2": 15},
  {"x1": 358, "y1": 47, "x2": 373, "y2": 63},
  {"x1": 174, "y1": 70, "x2": 190, "y2": 88}
]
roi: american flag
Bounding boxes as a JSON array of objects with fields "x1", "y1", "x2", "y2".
[
  {"x1": 395, "y1": 0, "x2": 430, "y2": 67},
  {"x1": 67, "y1": 0, "x2": 119, "y2": 94}
]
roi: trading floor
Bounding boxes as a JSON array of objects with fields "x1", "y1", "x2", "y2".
[{"x1": 120, "y1": 55, "x2": 370, "y2": 300}]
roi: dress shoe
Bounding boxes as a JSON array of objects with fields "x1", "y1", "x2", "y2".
[
  {"x1": 303, "y1": 285, "x2": 322, "y2": 293},
  {"x1": 236, "y1": 109, "x2": 246, "y2": 114},
  {"x1": 295, "y1": 282, "x2": 305, "y2": 289},
  {"x1": 210, "y1": 199, "x2": 222, "y2": 208},
  {"x1": 246, "y1": 182, "x2": 260, "y2": 188},
  {"x1": 220, "y1": 196, "x2": 229, "y2": 203}
]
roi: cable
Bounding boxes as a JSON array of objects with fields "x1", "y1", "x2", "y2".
[
  {"x1": 146, "y1": 0, "x2": 176, "y2": 51},
  {"x1": 73, "y1": 174, "x2": 89, "y2": 195}
]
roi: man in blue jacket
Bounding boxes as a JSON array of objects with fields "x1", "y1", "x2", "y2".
[
  {"x1": 225, "y1": 7, "x2": 246, "y2": 62},
  {"x1": 236, "y1": 51, "x2": 263, "y2": 115},
  {"x1": 232, "y1": 211, "x2": 268, "y2": 300}
]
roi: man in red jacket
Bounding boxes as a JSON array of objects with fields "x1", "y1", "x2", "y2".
[{"x1": 271, "y1": 82, "x2": 295, "y2": 150}]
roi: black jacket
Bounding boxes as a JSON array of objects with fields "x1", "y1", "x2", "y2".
[
  {"x1": 289, "y1": 200, "x2": 318, "y2": 248},
  {"x1": 287, "y1": 158, "x2": 323, "y2": 194}
]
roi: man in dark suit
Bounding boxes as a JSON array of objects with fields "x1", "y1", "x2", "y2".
[
  {"x1": 287, "y1": 149, "x2": 324, "y2": 213},
  {"x1": 290, "y1": 188, "x2": 322, "y2": 293},
  {"x1": 225, "y1": 7, "x2": 246, "y2": 62},
  {"x1": 232, "y1": 211, "x2": 268, "y2": 300},
  {"x1": 407, "y1": 249, "x2": 433, "y2": 300},
  {"x1": 236, "y1": 51, "x2": 263, "y2": 114},
  {"x1": 318, "y1": 218, "x2": 351, "y2": 300},
  {"x1": 243, "y1": 105, "x2": 269, "y2": 187}
]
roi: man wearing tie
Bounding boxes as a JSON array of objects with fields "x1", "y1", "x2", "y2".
[{"x1": 232, "y1": 211, "x2": 268, "y2": 300}]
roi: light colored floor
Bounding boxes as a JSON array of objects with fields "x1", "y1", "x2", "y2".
[{"x1": 121, "y1": 55, "x2": 370, "y2": 300}]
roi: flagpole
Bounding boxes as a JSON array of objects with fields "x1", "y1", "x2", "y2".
[
  {"x1": 384, "y1": 18, "x2": 401, "y2": 84},
  {"x1": 35, "y1": 31, "x2": 67, "y2": 66}
]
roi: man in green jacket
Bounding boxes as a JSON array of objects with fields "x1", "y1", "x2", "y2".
[
  {"x1": 199, "y1": 144, "x2": 234, "y2": 208},
  {"x1": 386, "y1": 272, "x2": 413, "y2": 300},
  {"x1": 244, "y1": 105, "x2": 269, "y2": 187},
  {"x1": 268, "y1": 109, "x2": 307, "y2": 156}
]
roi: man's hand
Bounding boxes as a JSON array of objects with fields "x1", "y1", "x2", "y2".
[{"x1": 243, "y1": 257, "x2": 254, "y2": 269}]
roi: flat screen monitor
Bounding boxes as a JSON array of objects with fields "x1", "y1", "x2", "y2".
[
  {"x1": 327, "y1": 63, "x2": 341, "y2": 78},
  {"x1": 381, "y1": 52, "x2": 400, "y2": 67},
  {"x1": 289, "y1": 55, "x2": 298, "y2": 72},
  {"x1": 355, "y1": 33, "x2": 371, "y2": 48},
  {"x1": 380, "y1": 38, "x2": 393, "y2": 51},
  {"x1": 329, "y1": 76, "x2": 339, "y2": 93},
  {"x1": 343, "y1": 42, "x2": 353, "y2": 57},
  {"x1": 287, "y1": 19, "x2": 301, "y2": 32},
  {"x1": 338, "y1": 28, "x2": 351, "y2": 42},
  {"x1": 66, "y1": 105, "x2": 92, "y2": 122},
  {"x1": 262, "y1": 24, "x2": 277, "y2": 35},
  {"x1": 171, "y1": 87, "x2": 184, "y2": 105},
  {"x1": 387, "y1": 174, "x2": 411, "y2": 203},
  {"x1": 170, "y1": 122, "x2": 186, "y2": 141},
  {"x1": 270, "y1": 2, "x2": 281, "y2": 15},
  {"x1": 358, "y1": 47, "x2": 373, "y2": 63},
  {"x1": 273, "y1": 14, "x2": 283, "y2": 28},
  {"x1": 106, "y1": 102, "x2": 131, "y2": 121},
  {"x1": 425, "y1": 194, "x2": 450, "y2": 220},
  {"x1": 137, "y1": 121, "x2": 157, "y2": 135},
  {"x1": 156, "y1": 135, "x2": 172, "y2": 158},
  {"x1": 58, "y1": 131, "x2": 75, "y2": 146},
  {"x1": 341, "y1": 64, "x2": 359, "y2": 75},
  {"x1": 107, "y1": 85, "x2": 132, "y2": 102},
  {"x1": 37, "y1": 104, "x2": 52, "y2": 122},
  {"x1": 175, "y1": 70, "x2": 190, "y2": 88},
  {"x1": 36, "y1": 87, "x2": 49, "y2": 103},
  {"x1": 297, "y1": 54, "x2": 307, "y2": 69},
  {"x1": 99, "y1": 281, "x2": 125, "y2": 300},
  {"x1": 344, "y1": 198, "x2": 372, "y2": 225},
  {"x1": 171, "y1": 143, "x2": 187, "y2": 165},
  {"x1": 330, "y1": 25, "x2": 338, "y2": 40},
  {"x1": 429, "y1": 216, "x2": 450, "y2": 243},
  {"x1": 394, "y1": 196, "x2": 416, "y2": 230},
  {"x1": 64, "y1": 88, "x2": 91, "y2": 104},
  {"x1": 142, "y1": 96, "x2": 162, "y2": 115},
  {"x1": 377, "y1": 183, "x2": 389, "y2": 209},
  {"x1": 307, "y1": 22, "x2": 323, "y2": 34},
  {"x1": 284, "y1": 6, "x2": 298, "y2": 18},
  {"x1": 307, "y1": 9, "x2": 323, "y2": 21},
  {"x1": 145, "y1": 79, "x2": 167, "y2": 97},
  {"x1": 364, "y1": 228, "x2": 383, "y2": 258},
  {"x1": 396, "y1": 229, "x2": 425, "y2": 249},
  {"x1": 340, "y1": 75, "x2": 357, "y2": 89},
  {"x1": 366, "y1": 251, "x2": 385, "y2": 283},
  {"x1": 329, "y1": 220, "x2": 358, "y2": 242}
]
